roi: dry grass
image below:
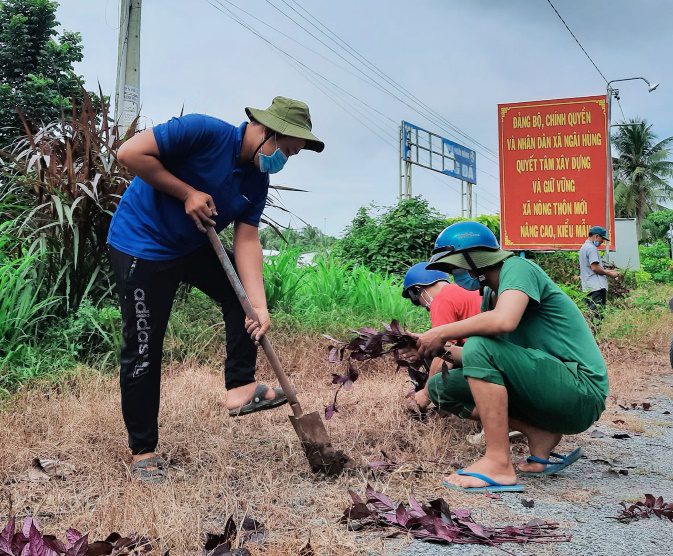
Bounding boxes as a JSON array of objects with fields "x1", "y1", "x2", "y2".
[
  {"x1": 1, "y1": 308, "x2": 671, "y2": 555},
  {"x1": 0, "y1": 336, "x2": 486, "y2": 555}
]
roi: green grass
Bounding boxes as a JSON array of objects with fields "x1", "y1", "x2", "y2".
[
  {"x1": 598, "y1": 284, "x2": 673, "y2": 343},
  {"x1": 4, "y1": 242, "x2": 670, "y2": 394},
  {"x1": 263, "y1": 250, "x2": 428, "y2": 336},
  {"x1": 0, "y1": 250, "x2": 428, "y2": 391}
]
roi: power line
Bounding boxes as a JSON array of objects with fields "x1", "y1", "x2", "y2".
[
  {"x1": 205, "y1": 0, "x2": 502, "y2": 208},
  {"x1": 207, "y1": 2, "x2": 401, "y2": 154},
  {"x1": 616, "y1": 97, "x2": 626, "y2": 121},
  {"x1": 208, "y1": 0, "x2": 400, "y2": 125},
  {"x1": 545, "y1": 0, "x2": 608, "y2": 84},
  {"x1": 283, "y1": 0, "x2": 500, "y2": 159},
  {"x1": 207, "y1": 0, "x2": 397, "y2": 127},
  {"x1": 545, "y1": 1, "x2": 629, "y2": 121},
  {"x1": 265, "y1": 0, "x2": 500, "y2": 165}
]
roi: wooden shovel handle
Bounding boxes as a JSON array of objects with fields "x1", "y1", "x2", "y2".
[{"x1": 206, "y1": 227, "x2": 303, "y2": 418}]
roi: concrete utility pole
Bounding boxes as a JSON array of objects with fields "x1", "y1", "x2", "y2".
[{"x1": 115, "y1": 0, "x2": 142, "y2": 135}]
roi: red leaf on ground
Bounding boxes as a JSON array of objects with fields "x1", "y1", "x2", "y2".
[
  {"x1": 615, "y1": 494, "x2": 673, "y2": 523},
  {"x1": 324, "y1": 404, "x2": 337, "y2": 420},
  {"x1": 342, "y1": 488, "x2": 570, "y2": 545}
]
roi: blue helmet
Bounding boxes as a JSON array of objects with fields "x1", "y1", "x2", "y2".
[
  {"x1": 429, "y1": 221, "x2": 499, "y2": 263},
  {"x1": 402, "y1": 262, "x2": 449, "y2": 299}
]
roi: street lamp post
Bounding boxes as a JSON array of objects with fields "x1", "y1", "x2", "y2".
[{"x1": 604, "y1": 77, "x2": 659, "y2": 259}]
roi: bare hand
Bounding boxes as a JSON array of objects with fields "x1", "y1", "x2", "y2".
[
  {"x1": 398, "y1": 333, "x2": 420, "y2": 360},
  {"x1": 246, "y1": 307, "x2": 271, "y2": 344},
  {"x1": 184, "y1": 189, "x2": 217, "y2": 232},
  {"x1": 417, "y1": 327, "x2": 449, "y2": 360},
  {"x1": 609, "y1": 269, "x2": 620, "y2": 278},
  {"x1": 405, "y1": 387, "x2": 430, "y2": 414}
]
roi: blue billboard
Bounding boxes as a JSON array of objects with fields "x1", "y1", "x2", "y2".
[{"x1": 402, "y1": 121, "x2": 477, "y2": 184}]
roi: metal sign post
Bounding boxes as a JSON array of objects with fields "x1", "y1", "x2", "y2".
[{"x1": 398, "y1": 121, "x2": 477, "y2": 214}]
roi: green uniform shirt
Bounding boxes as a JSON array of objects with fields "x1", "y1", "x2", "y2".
[{"x1": 498, "y1": 256, "x2": 608, "y2": 400}]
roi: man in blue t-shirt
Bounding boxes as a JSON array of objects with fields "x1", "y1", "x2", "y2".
[{"x1": 107, "y1": 96, "x2": 324, "y2": 483}]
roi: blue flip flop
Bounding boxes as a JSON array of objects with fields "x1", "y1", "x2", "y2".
[
  {"x1": 442, "y1": 469, "x2": 524, "y2": 493},
  {"x1": 521, "y1": 447, "x2": 583, "y2": 476}
]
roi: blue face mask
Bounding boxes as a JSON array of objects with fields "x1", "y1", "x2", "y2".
[
  {"x1": 593, "y1": 240, "x2": 601, "y2": 247},
  {"x1": 452, "y1": 269, "x2": 480, "y2": 291},
  {"x1": 258, "y1": 135, "x2": 288, "y2": 174}
]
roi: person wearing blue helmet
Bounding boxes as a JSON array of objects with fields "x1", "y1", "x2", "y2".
[
  {"x1": 402, "y1": 221, "x2": 608, "y2": 493},
  {"x1": 402, "y1": 262, "x2": 483, "y2": 414}
]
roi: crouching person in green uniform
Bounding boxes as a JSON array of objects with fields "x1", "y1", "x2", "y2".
[
  {"x1": 107, "y1": 97, "x2": 324, "y2": 483},
  {"x1": 406, "y1": 222, "x2": 608, "y2": 493}
]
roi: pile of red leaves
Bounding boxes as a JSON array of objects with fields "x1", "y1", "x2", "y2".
[
  {"x1": 615, "y1": 494, "x2": 673, "y2": 523},
  {"x1": 0, "y1": 517, "x2": 153, "y2": 556},
  {"x1": 341, "y1": 485, "x2": 570, "y2": 545},
  {"x1": 324, "y1": 321, "x2": 429, "y2": 419}
]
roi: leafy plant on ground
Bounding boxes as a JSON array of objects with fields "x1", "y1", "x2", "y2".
[
  {"x1": 262, "y1": 248, "x2": 304, "y2": 312},
  {"x1": 341, "y1": 485, "x2": 570, "y2": 545},
  {"x1": 615, "y1": 494, "x2": 673, "y2": 523},
  {"x1": 0, "y1": 516, "x2": 153, "y2": 555},
  {"x1": 529, "y1": 251, "x2": 579, "y2": 286},
  {"x1": 203, "y1": 515, "x2": 265, "y2": 556},
  {"x1": 323, "y1": 321, "x2": 430, "y2": 419}
]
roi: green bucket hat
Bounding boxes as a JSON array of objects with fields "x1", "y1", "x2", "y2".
[
  {"x1": 245, "y1": 96, "x2": 324, "y2": 153},
  {"x1": 428, "y1": 248, "x2": 513, "y2": 272}
]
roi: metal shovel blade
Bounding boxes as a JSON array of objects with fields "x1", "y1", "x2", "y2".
[{"x1": 289, "y1": 411, "x2": 350, "y2": 476}]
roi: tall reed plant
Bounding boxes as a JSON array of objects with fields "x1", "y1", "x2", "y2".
[{"x1": 0, "y1": 225, "x2": 59, "y2": 364}]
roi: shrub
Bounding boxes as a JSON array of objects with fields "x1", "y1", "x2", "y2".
[
  {"x1": 639, "y1": 241, "x2": 673, "y2": 283},
  {"x1": 334, "y1": 197, "x2": 447, "y2": 275},
  {"x1": 642, "y1": 209, "x2": 673, "y2": 243},
  {"x1": 263, "y1": 248, "x2": 304, "y2": 312},
  {"x1": 529, "y1": 251, "x2": 579, "y2": 286},
  {"x1": 260, "y1": 251, "x2": 428, "y2": 333},
  {"x1": 0, "y1": 91, "x2": 135, "y2": 312}
]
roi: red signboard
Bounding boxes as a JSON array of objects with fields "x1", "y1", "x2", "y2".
[{"x1": 498, "y1": 95, "x2": 615, "y2": 250}]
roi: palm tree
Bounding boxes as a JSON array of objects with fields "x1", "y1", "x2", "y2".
[{"x1": 612, "y1": 119, "x2": 673, "y2": 240}]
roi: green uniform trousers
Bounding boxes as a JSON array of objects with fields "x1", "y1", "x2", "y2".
[{"x1": 427, "y1": 336, "x2": 605, "y2": 434}]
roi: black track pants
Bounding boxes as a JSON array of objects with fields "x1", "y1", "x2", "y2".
[
  {"x1": 109, "y1": 244, "x2": 257, "y2": 454},
  {"x1": 585, "y1": 288, "x2": 607, "y2": 325}
]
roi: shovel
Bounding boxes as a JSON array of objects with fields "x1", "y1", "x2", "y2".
[{"x1": 207, "y1": 227, "x2": 350, "y2": 476}]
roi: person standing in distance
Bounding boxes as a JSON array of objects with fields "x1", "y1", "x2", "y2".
[
  {"x1": 107, "y1": 97, "x2": 324, "y2": 483},
  {"x1": 578, "y1": 226, "x2": 618, "y2": 325}
]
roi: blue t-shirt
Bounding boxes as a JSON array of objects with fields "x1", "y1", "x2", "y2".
[{"x1": 107, "y1": 114, "x2": 269, "y2": 260}]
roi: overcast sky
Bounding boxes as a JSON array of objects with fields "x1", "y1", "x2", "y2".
[{"x1": 57, "y1": 0, "x2": 672, "y2": 236}]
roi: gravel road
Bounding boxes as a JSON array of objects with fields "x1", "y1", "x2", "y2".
[{"x1": 394, "y1": 375, "x2": 673, "y2": 556}]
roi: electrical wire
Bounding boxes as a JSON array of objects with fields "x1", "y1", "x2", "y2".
[
  {"x1": 208, "y1": 0, "x2": 397, "y2": 128},
  {"x1": 211, "y1": 0, "x2": 399, "y2": 127},
  {"x1": 265, "y1": 0, "x2": 500, "y2": 165},
  {"x1": 545, "y1": 0, "x2": 608, "y2": 84},
  {"x1": 205, "y1": 0, "x2": 502, "y2": 209},
  {"x1": 545, "y1": 1, "x2": 629, "y2": 120},
  {"x1": 280, "y1": 0, "x2": 500, "y2": 159}
]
